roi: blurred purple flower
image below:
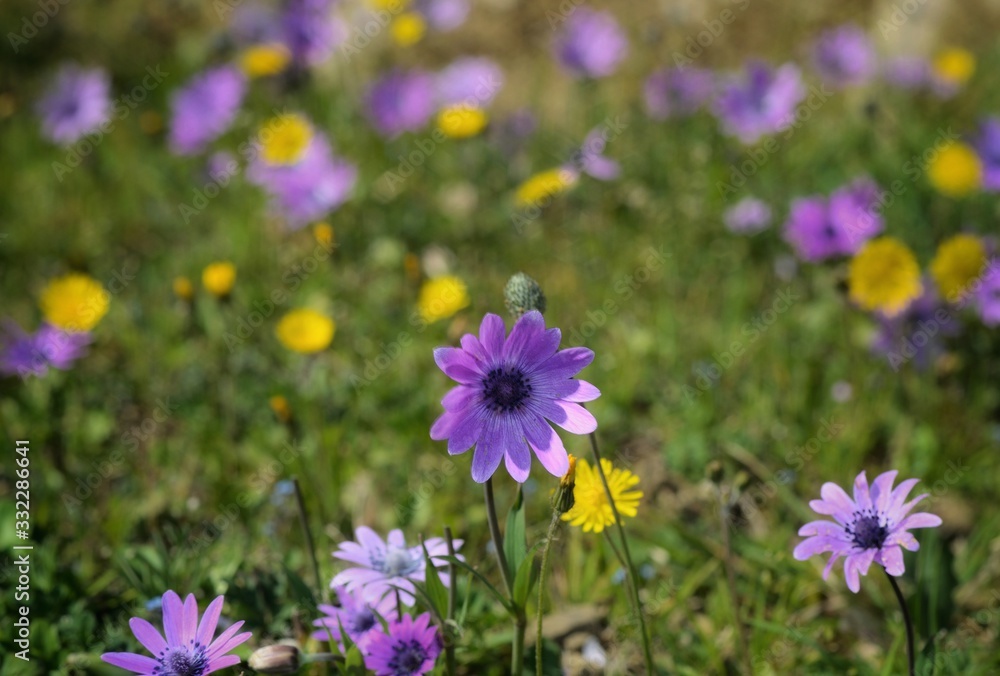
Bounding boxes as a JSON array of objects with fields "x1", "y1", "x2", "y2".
[
  {"x1": 415, "y1": 0, "x2": 469, "y2": 31},
  {"x1": 643, "y1": 67, "x2": 714, "y2": 120},
  {"x1": 976, "y1": 263, "x2": 1000, "y2": 326},
  {"x1": 828, "y1": 177, "x2": 884, "y2": 249},
  {"x1": 366, "y1": 70, "x2": 436, "y2": 137},
  {"x1": 205, "y1": 151, "x2": 238, "y2": 184},
  {"x1": 783, "y1": 178, "x2": 882, "y2": 261},
  {"x1": 229, "y1": 2, "x2": 281, "y2": 44},
  {"x1": 812, "y1": 25, "x2": 876, "y2": 89},
  {"x1": 490, "y1": 109, "x2": 537, "y2": 157},
  {"x1": 871, "y1": 283, "x2": 958, "y2": 370},
  {"x1": 436, "y1": 57, "x2": 503, "y2": 108},
  {"x1": 723, "y1": 197, "x2": 771, "y2": 234},
  {"x1": 881, "y1": 56, "x2": 930, "y2": 90},
  {"x1": 168, "y1": 66, "x2": 246, "y2": 155},
  {"x1": 36, "y1": 64, "x2": 112, "y2": 145},
  {"x1": 281, "y1": 0, "x2": 346, "y2": 66},
  {"x1": 312, "y1": 586, "x2": 397, "y2": 651},
  {"x1": 0, "y1": 321, "x2": 90, "y2": 378},
  {"x1": 554, "y1": 9, "x2": 628, "y2": 79},
  {"x1": 570, "y1": 127, "x2": 620, "y2": 180},
  {"x1": 714, "y1": 62, "x2": 805, "y2": 144},
  {"x1": 975, "y1": 117, "x2": 1000, "y2": 191},
  {"x1": 783, "y1": 196, "x2": 838, "y2": 261},
  {"x1": 363, "y1": 613, "x2": 441, "y2": 676}
]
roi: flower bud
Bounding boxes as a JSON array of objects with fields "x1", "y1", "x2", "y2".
[
  {"x1": 504, "y1": 272, "x2": 546, "y2": 317},
  {"x1": 248, "y1": 644, "x2": 300, "y2": 674},
  {"x1": 552, "y1": 454, "x2": 577, "y2": 514}
]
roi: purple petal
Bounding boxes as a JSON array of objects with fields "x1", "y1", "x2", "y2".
[
  {"x1": 161, "y1": 590, "x2": 184, "y2": 646},
  {"x1": 886, "y1": 478, "x2": 920, "y2": 514},
  {"x1": 206, "y1": 654, "x2": 243, "y2": 673},
  {"x1": 870, "y1": 470, "x2": 898, "y2": 514},
  {"x1": 523, "y1": 415, "x2": 569, "y2": 477},
  {"x1": 129, "y1": 618, "x2": 167, "y2": 656},
  {"x1": 430, "y1": 410, "x2": 461, "y2": 441},
  {"x1": 196, "y1": 596, "x2": 225, "y2": 646},
  {"x1": 550, "y1": 379, "x2": 601, "y2": 402},
  {"x1": 101, "y1": 653, "x2": 159, "y2": 672},
  {"x1": 470, "y1": 418, "x2": 504, "y2": 482},
  {"x1": 502, "y1": 310, "x2": 546, "y2": 364},
  {"x1": 537, "y1": 347, "x2": 594, "y2": 379},
  {"x1": 877, "y1": 545, "x2": 905, "y2": 576},
  {"x1": 209, "y1": 630, "x2": 252, "y2": 660},
  {"x1": 853, "y1": 471, "x2": 872, "y2": 511},
  {"x1": 441, "y1": 385, "x2": 477, "y2": 411},
  {"x1": 387, "y1": 529, "x2": 406, "y2": 548},
  {"x1": 819, "y1": 482, "x2": 856, "y2": 522},
  {"x1": 207, "y1": 621, "x2": 249, "y2": 659},
  {"x1": 793, "y1": 536, "x2": 842, "y2": 560},
  {"x1": 582, "y1": 154, "x2": 621, "y2": 180},
  {"x1": 182, "y1": 593, "x2": 199, "y2": 644},
  {"x1": 540, "y1": 400, "x2": 597, "y2": 434},
  {"x1": 895, "y1": 492, "x2": 931, "y2": 521},
  {"x1": 843, "y1": 555, "x2": 862, "y2": 593},
  {"x1": 447, "y1": 407, "x2": 487, "y2": 455},
  {"x1": 797, "y1": 520, "x2": 846, "y2": 539},
  {"x1": 460, "y1": 333, "x2": 487, "y2": 361},
  {"x1": 887, "y1": 530, "x2": 919, "y2": 551},
  {"x1": 433, "y1": 347, "x2": 482, "y2": 385},
  {"x1": 355, "y1": 526, "x2": 386, "y2": 553},
  {"x1": 897, "y1": 512, "x2": 942, "y2": 530},
  {"x1": 822, "y1": 552, "x2": 842, "y2": 580},
  {"x1": 503, "y1": 426, "x2": 532, "y2": 483},
  {"x1": 479, "y1": 313, "x2": 506, "y2": 355}
]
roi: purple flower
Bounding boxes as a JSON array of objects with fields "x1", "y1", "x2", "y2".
[
  {"x1": 793, "y1": 470, "x2": 942, "y2": 593},
  {"x1": 871, "y1": 283, "x2": 958, "y2": 370},
  {"x1": 554, "y1": 9, "x2": 628, "y2": 79},
  {"x1": 415, "y1": 0, "x2": 469, "y2": 31},
  {"x1": 783, "y1": 179, "x2": 882, "y2": 261},
  {"x1": 168, "y1": 66, "x2": 246, "y2": 155},
  {"x1": 783, "y1": 196, "x2": 839, "y2": 261},
  {"x1": 0, "y1": 321, "x2": 90, "y2": 378},
  {"x1": 101, "y1": 591, "x2": 252, "y2": 674},
  {"x1": 312, "y1": 587, "x2": 397, "y2": 650},
  {"x1": 570, "y1": 127, "x2": 620, "y2": 181},
  {"x1": 643, "y1": 67, "x2": 715, "y2": 120},
  {"x1": 430, "y1": 311, "x2": 600, "y2": 483},
  {"x1": 976, "y1": 262, "x2": 1000, "y2": 326},
  {"x1": 281, "y1": 0, "x2": 346, "y2": 66},
  {"x1": 828, "y1": 177, "x2": 884, "y2": 248},
  {"x1": 975, "y1": 117, "x2": 1000, "y2": 191},
  {"x1": 436, "y1": 57, "x2": 503, "y2": 108},
  {"x1": 364, "y1": 613, "x2": 441, "y2": 676},
  {"x1": 723, "y1": 197, "x2": 772, "y2": 234},
  {"x1": 366, "y1": 70, "x2": 437, "y2": 138},
  {"x1": 882, "y1": 56, "x2": 930, "y2": 90},
  {"x1": 713, "y1": 62, "x2": 805, "y2": 144},
  {"x1": 812, "y1": 24, "x2": 877, "y2": 89},
  {"x1": 36, "y1": 64, "x2": 111, "y2": 145},
  {"x1": 331, "y1": 527, "x2": 460, "y2": 605}
]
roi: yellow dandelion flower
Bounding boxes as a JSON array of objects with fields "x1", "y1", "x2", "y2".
[
  {"x1": 276, "y1": 308, "x2": 335, "y2": 353},
  {"x1": 933, "y1": 47, "x2": 975, "y2": 86},
  {"x1": 437, "y1": 105, "x2": 488, "y2": 139},
  {"x1": 418, "y1": 275, "x2": 470, "y2": 323},
  {"x1": 928, "y1": 142, "x2": 982, "y2": 198},
  {"x1": 260, "y1": 114, "x2": 313, "y2": 165},
  {"x1": 515, "y1": 168, "x2": 578, "y2": 209},
  {"x1": 40, "y1": 273, "x2": 109, "y2": 332},
  {"x1": 269, "y1": 395, "x2": 292, "y2": 423},
  {"x1": 314, "y1": 222, "x2": 335, "y2": 249},
  {"x1": 561, "y1": 458, "x2": 642, "y2": 533},
  {"x1": 930, "y1": 233, "x2": 986, "y2": 302},
  {"x1": 390, "y1": 13, "x2": 426, "y2": 47},
  {"x1": 369, "y1": 0, "x2": 410, "y2": 9},
  {"x1": 239, "y1": 43, "x2": 291, "y2": 78},
  {"x1": 173, "y1": 276, "x2": 194, "y2": 300},
  {"x1": 848, "y1": 237, "x2": 923, "y2": 317},
  {"x1": 202, "y1": 261, "x2": 236, "y2": 297}
]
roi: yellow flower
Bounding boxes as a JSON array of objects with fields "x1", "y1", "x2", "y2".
[
  {"x1": 930, "y1": 234, "x2": 987, "y2": 302},
  {"x1": 437, "y1": 105, "x2": 488, "y2": 139},
  {"x1": 40, "y1": 273, "x2": 109, "y2": 332},
  {"x1": 369, "y1": 0, "x2": 410, "y2": 9},
  {"x1": 314, "y1": 222, "x2": 334, "y2": 249},
  {"x1": 418, "y1": 276, "x2": 470, "y2": 323},
  {"x1": 202, "y1": 261, "x2": 236, "y2": 297},
  {"x1": 933, "y1": 47, "x2": 975, "y2": 86},
  {"x1": 390, "y1": 13, "x2": 426, "y2": 47},
  {"x1": 269, "y1": 395, "x2": 292, "y2": 423},
  {"x1": 239, "y1": 43, "x2": 291, "y2": 78},
  {"x1": 561, "y1": 458, "x2": 642, "y2": 533},
  {"x1": 928, "y1": 142, "x2": 982, "y2": 198},
  {"x1": 276, "y1": 308, "x2": 335, "y2": 353},
  {"x1": 848, "y1": 237, "x2": 923, "y2": 317},
  {"x1": 173, "y1": 276, "x2": 194, "y2": 300},
  {"x1": 515, "y1": 168, "x2": 578, "y2": 209},
  {"x1": 260, "y1": 114, "x2": 312, "y2": 165}
]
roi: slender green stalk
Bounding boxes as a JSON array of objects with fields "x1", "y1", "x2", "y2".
[
  {"x1": 885, "y1": 570, "x2": 916, "y2": 676},
  {"x1": 484, "y1": 478, "x2": 524, "y2": 675},
  {"x1": 717, "y1": 483, "x2": 752, "y2": 676},
  {"x1": 586, "y1": 431, "x2": 655, "y2": 675},
  {"x1": 444, "y1": 526, "x2": 458, "y2": 676},
  {"x1": 536, "y1": 510, "x2": 562, "y2": 676},
  {"x1": 291, "y1": 477, "x2": 336, "y2": 648}
]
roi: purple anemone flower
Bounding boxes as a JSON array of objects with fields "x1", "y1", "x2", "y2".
[
  {"x1": 331, "y1": 527, "x2": 460, "y2": 605},
  {"x1": 828, "y1": 177, "x2": 884, "y2": 249},
  {"x1": 723, "y1": 197, "x2": 772, "y2": 234},
  {"x1": 101, "y1": 591, "x2": 252, "y2": 674},
  {"x1": 881, "y1": 56, "x2": 931, "y2": 90},
  {"x1": 569, "y1": 127, "x2": 620, "y2": 181},
  {"x1": 871, "y1": 282, "x2": 959, "y2": 370},
  {"x1": 812, "y1": 24, "x2": 877, "y2": 89},
  {"x1": 430, "y1": 311, "x2": 600, "y2": 483},
  {"x1": 643, "y1": 67, "x2": 715, "y2": 121},
  {"x1": 0, "y1": 321, "x2": 90, "y2": 378},
  {"x1": 436, "y1": 57, "x2": 504, "y2": 108},
  {"x1": 168, "y1": 66, "x2": 246, "y2": 155},
  {"x1": 793, "y1": 470, "x2": 942, "y2": 593},
  {"x1": 312, "y1": 586, "x2": 397, "y2": 650},
  {"x1": 976, "y1": 262, "x2": 1000, "y2": 326},
  {"x1": 713, "y1": 62, "x2": 805, "y2": 144},
  {"x1": 553, "y1": 9, "x2": 628, "y2": 80},
  {"x1": 975, "y1": 117, "x2": 1000, "y2": 191},
  {"x1": 784, "y1": 179, "x2": 882, "y2": 262},
  {"x1": 414, "y1": 0, "x2": 469, "y2": 31},
  {"x1": 36, "y1": 64, "x2": 112, "y2": 145},
  {"x1": 364, "y1": 612, "x2": 441, "y2": 676},
  {"x1": 366, "y1": 70, "x2": 437, "y2": 138},
  {"x1": 281, "y1": 0, "x2": 346, "y2": 66}
]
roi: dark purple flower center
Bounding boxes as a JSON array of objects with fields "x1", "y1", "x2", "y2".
[
  {"x1": 387, "y1": 639, "x2": 428, "y2": 674},
  {"x1": 154, "y1": 642, "x2": 208, "y2": 676},
  {"x1": 847, "y1": 510, "x2": 889, "y2": 550},
  {"x1": 481, "y1": 366, "x2": 532, "y2": 413},
  {"x1": 348, "y1": 608, "x2": 377, "y2": 635}
]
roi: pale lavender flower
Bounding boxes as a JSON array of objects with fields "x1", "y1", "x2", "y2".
[
  {"x1": 415, "y1": 0, "x2": 469, "y2": 31},
  {"x1": 553, "y1": 9, "x2": 628, "y2": 79},
  {"x1": 281, "y1": 0, "x2": 346, "y2": 66},
  {"x1": 714, "y1": 62, "x2": 805, "y2": 144},
  {"x1": 312, "y1": 586, "x2": 397, "y2": 651},
  {"x1": 812, "y1": 24, "x2": 877, "y2": 89},
  {"x1": 783, "y1": 179, "x2": 882, "y2": 261},
  {"x1": 366, "y1": 70, "x2": 437, "y2": 138},
  {"x1": 569, "y1": 127, "x2": 620, "y2": 181},
  {"x1": 101, "y1": 591, "x2": 252, "y2": 674},
  {"x1": 723, "y1": 196, "x2": 772, "y2": 234},
  {"x1": 36, "y1": 64, "x2": 112, "y2": 145},
  {"x1": 168, "y1": 66, "x2": 246, "y2": 155},
  {"x1": 882, "y1": 56, "x2": 931, "y2": 90},
  {"x1": 363, "y1": 612, "x2": 441, "y2": 676},
  {"x1": 0, "y1": 321, "x2": 90, "y2": 378},
  {"x1": 975, "y1": 117, "x2": 1000, "y2": 191},
  {"x1": 643, "y1": 67, "x2": 715, "y2": 120},
  {"x1": 976, "y1": 263, "x2": 1000, "y2": 326},
  {"x1": 436, "y1": 57, "x2": 503, "y2": 108},
  {"x1": 431, "y1": 311, "x2": 600, "y2": 483},
  {"x1": 331, "y1": 527, "x2": 460, "y2": 605},
  {"x1": 794, "y1": 470, "x2": 942, "y2": 593},
  {"x1": 827, "y1": 177, "x2": 884, "y2": 249}
]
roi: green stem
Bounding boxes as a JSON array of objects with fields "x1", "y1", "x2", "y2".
[
  {"x1": 291, "y1": 477, "x2": 336, "y2": 648},
  {"x1": 536, "y1": 510, "x2": 562, "y2": 676},
  {"x1": 587, "y1": 431, "x2": 655, "y2": 675},
  {"x1": 717, "y1": 484, "x2": 752, "y2": 676},
  {"x1": 483, "y1": 479, "x2": 524, "y2": 675},
  {"x1": 885, "y1": 570, "x2": 916, "y2": 676},
  {"x1": 444, "y1": 526, "x2": 458, "y2": 676}
]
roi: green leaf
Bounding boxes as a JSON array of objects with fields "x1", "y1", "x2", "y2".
[
  {"x1": 438, "y1": 555, "x2": 513, "y2": 613},
  {"x1": 504, "y1": 487, "x2": 527, "y2": 583},
  {"x1": 419, "y1": 541, "x2": 449, "y2": 620},
  {"x1": 512, "y1": 542, "x2": 543, "y2": 608}
]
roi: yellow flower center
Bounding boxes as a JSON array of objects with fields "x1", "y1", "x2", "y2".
[{"x1": 260, "y1": 114, "x2": 313, "y2": 166}]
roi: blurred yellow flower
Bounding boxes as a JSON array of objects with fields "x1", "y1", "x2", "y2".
[
  {"x1": 931, "y1": 234, "x2": 987, "y2": 301},
  {"x1": 561, "y1": 458, "x2": 642, "y2": 533},
  {"x1": 314, "y1": 222, "x2": 334, "y2": 249},
  {"x1": 261, "y1": 114, "x2": 312, "y2": 165},
  {"x1": 240, "y1": 43, "x2": 291, "y2": 78},
  {"x1": 418, "y1": 275, "x2": 470, "y2": 323},
  {"x1": 173, "y1": 276, "x2": 194, "y2": 300},
  {"x1": 276, "y1": 308, "x2": 335, "y2": 353},
  {"x1": 202, "y1": 262, "x2": 236, "y2": 297},
  {"x1": 40, "y1": 273, "x2": 109, "y2": 332},
  {"x1": 369, "y1": 0, "x2": 410, "y2": 9},
  {"x1": 269, "y1": 395, "x2": 292, "y2": 423},
  {"x1": 933, "y1": 47, "x2": 975, "y2": 85},
  {"x1": 848, "y1": 237, "x2": 922, "y2": 317},
  {"x1": 928, "y1": 142, "x2": 982, "y2": 197},
  {"x1": 390, "y1": 13, "x2": 426, "y2": 47},
  {"x1": 437, "y1": 105, "x2": 488, "y2": 139},
  {"x1": 515, "y1": 168, "x2": 578, "y2": 209}
]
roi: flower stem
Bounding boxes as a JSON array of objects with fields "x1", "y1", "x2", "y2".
[
  {"x1": 445, "y1": 526, "x2": 458, "y2": 676},
  {"x1": 884, "y1": 570, "x2": 915, "y2": 676},
  {"x1": 586, "y1": 431, "x2": 655, "y2": 675},
  {"x1": 291, "y1": 477, "x2": 326, "y2": 602},
  {"x1": 716, "y1": 483, "x2": 752, "y2": 676},
  {"x1": 484, "y1": 478, "x2": 524, "y2": 675},
  {"x1": 536, "y1": 510, "x2": 562, "y2": 676}
]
